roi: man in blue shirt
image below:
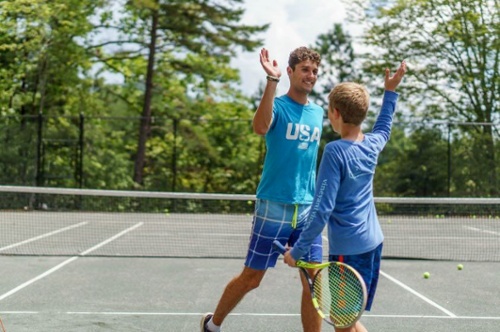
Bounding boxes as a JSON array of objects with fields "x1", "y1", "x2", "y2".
[
  {"x1": 201, "y1": 47, "x2": 324, "y2": 332},
  {"x1": 284, "y1": 61, "x2": 407, "y2": 332}
]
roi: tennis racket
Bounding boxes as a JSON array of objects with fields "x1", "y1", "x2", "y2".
[{"x1": 273, "y1": 240, "x2": 367, "y2": 328}]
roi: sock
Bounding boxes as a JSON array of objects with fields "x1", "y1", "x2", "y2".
[{"x1": 206, "y1": 317, "x2": 221, "y2": 332}]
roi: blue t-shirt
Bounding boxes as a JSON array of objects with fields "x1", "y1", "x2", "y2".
[
  {"x1": 256, "y1": 95, "x2": 324, "y2": 204},
  {"x1": 291, "y1": 90, "x2": 399, "y2": 258}
]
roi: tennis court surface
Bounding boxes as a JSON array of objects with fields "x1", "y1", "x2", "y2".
[{"x1": 1, "y1": 186, "x2": 499, "y2": 331}]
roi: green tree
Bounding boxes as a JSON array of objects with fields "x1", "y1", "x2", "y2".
[
  {"x1": 309, "y1": 23, "x2": 361, "y2": 163},
  {"x1": 450, "y1": 123, "x2": 500, "y2": 196},
  {"x1": 347, "y1": 0, "x2": 499, "y2": 196},
  {"x1": 91, "y1": 0, "x2": 268, "y2": 187},
  {"x1": 0, "y1": 0, "x2": 105, "y2": 116},
  {"x1": 0, "y1": 0, "x2": 107, "y2": 187},
  {"x1": 310, "y1": 23, "x2": 360, "y2": 109},
  {"x1": 376, "y1": 125, "x2": 449, "y2": 196}
]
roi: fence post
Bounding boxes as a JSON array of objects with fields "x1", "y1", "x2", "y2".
[
  {"x1": 172, "y1": 118, "x2": 178, "y2": 192},
  {"x1": 35, "y1": 112, "x2": 43, "y2": 187},
  {"x1": 78, "y1": 113, "x2": 84, "y2": 188},
  {"x1": 447, "y1": 123, "x2": 451, "y2": 197}
]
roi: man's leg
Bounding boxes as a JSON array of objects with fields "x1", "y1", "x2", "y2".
[
  {"x1": 300, "y1": 268, "x2": 322, "y2": 332},
  {"x1": 211, "y1": 266, "x2": 266, "y2": 326},
  {"x1": 203, "y1": 199, "x2": 291, "y2": 331}
]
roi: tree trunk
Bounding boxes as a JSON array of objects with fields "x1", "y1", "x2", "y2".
[
  {"x1": 483, "y1": 125, "x2": 497, "y2": 196},
  {"x1": 133, "y1": 10, "x2": 158, "y2": 186}
]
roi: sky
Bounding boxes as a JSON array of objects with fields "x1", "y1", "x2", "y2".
[{"x1": 232, "y1": 0, "x2": 358, "y2": 96}]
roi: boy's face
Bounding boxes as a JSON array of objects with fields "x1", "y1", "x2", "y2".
[
  {"x1": 328, "y1": 108, "x2": 340, "y2": 133},
  {"x1": 287, "y1": 60, "x2": 318, "y2": 94}
]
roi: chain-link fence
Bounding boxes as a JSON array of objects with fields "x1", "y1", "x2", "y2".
[{"x1": 1, "y1": 114, "x2": 498, "y2": 197}]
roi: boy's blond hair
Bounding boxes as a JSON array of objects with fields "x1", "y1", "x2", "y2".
[{"x1": 328, "y1": 82, "x2": 370, "y2": 126}]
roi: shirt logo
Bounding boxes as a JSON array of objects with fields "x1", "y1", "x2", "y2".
[
  {"x1": 298, "y1": 142, "x2": 309, "y2": 149},
  {"x1": 347, "y1": 157, "x2": 376, "y2": 179},
  {"x1": 285, "y1": 123, "x2": 321, "y2": 144}
]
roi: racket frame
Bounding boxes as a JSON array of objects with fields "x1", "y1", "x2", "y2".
[{"x1": 273, "y1": 240, "x2": 368, "y2": 328}]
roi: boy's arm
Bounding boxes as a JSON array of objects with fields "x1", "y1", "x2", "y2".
[
  {"x1": 372, "y1": 61, "x2": 407, "y2": 140},
  {"x1": 288, "y1": 148, "x2": 341, "y2": 262},
  {"x1": 371, "y1": 91, "x2": 399, "y2": 141},
  {"x1": 253, "y1": 48, "x2": 282, "y2": 135}
]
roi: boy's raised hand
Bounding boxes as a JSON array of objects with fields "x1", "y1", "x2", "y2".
[{"x1": 385, "y1": 60, "x2": 407, "y2": 92}]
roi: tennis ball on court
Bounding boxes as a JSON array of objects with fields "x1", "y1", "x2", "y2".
[
  {"x1": 423, "y1": 272, "x2": 430, "y2": 279},
  {"x1": 457, "y1": 264, "x2": 463, "y2": 270}
]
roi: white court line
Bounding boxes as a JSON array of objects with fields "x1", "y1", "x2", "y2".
[
  {"x1": 0, "y1": 222, "x2": 143, "y2": 302},
  {"x1": 380, "y1": 270, "x2": 457, "y2": 317},
  {"x1": 79, "y1": 222, "x2": 143, "y2": 256},
  {"x1": 0, "y1": 257, "x2": 79, "y2": 301},
  {"x1": 2, "y1": 312, "x2": 499, "y2": 320},
  {"x1": 384, "y1": 236, "x2": 481, "y2": 240},
  {"x1": 198, "y1": 233, "x2": 249, "y2": 237},
  {"x1": 464, "y1": 226, "x2": 500, "y2": 236},
  {"x1": 0, "y1": 222, "x2": 88, "y2": 252}
]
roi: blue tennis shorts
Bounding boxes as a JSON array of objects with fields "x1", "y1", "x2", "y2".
[
  {"x1": 244, "y1": 199, "x2": 323, "y2": 270},
  {"x1": 329, "y1": 243, "x2": 383, "y2": 311}
]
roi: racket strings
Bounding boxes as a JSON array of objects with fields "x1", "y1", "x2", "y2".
[{"x1": 313, "y1": 264, "x2": 365, "y2": 327}]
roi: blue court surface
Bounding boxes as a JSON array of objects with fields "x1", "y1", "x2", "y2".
[{"x1": 1, "y1": 256, "x2": 499, "y2": 331}]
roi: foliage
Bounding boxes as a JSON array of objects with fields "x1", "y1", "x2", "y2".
[
  {"x1": 309, "y1": 23, "x2": 361, "y2": 161},
  {"x1": 310, "y1": 23, "x2": 361, "y2": 110},
  {"x1": 0, "y1": 0, "x2": 267, "y2": 193},
  {"x1": 344, "y1": 0, "x2": 499, "y2": 196},
  {"x1": 0, "y1": 0, "x2": 105, "y2": 116},
  {"x1": 88, "y1": 0, "x2": 267, "y2": 185},
  {"x1": 0, "y1": 0, "x2": 498, "y2": 198},
  {"x1": 375, "y1": 125, "x2": 449, "y2": 196}
]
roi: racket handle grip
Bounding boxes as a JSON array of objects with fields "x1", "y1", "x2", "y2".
[{"x1": 272, "y1": 240, "x2": 286, "y2": 254}]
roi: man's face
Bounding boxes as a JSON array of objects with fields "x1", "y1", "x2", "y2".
[{"x1": 287, "y1": 60, "x2": 319, "y2": 94}]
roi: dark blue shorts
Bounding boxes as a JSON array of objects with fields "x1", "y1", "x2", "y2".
[{"x1": 329, "y1": 243, "x2": 383, "y2": 311}]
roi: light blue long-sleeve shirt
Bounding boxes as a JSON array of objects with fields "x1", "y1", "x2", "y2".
[{"x1": 290, "y1": 90, "x2": 399, "y2": 259}]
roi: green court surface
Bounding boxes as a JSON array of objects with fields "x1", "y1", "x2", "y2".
[
  {"x1": 1, "y1": 188, "x2": 499, "y2": 331},
  {"x1": 1, "y1": 256, "x2": 499, "y2": 331}
]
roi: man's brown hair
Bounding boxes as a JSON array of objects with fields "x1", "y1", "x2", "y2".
[{"x1": 288, "y1": 47, "x2": 321, "y2": 70}]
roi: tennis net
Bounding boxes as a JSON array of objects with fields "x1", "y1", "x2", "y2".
[{"x1": 0, "y1": 186, "x2": 499, "y2": 261}]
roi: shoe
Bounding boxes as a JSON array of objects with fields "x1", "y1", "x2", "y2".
[{"x1": 200, "y1": 312, "x2": 213, "y2": 332}]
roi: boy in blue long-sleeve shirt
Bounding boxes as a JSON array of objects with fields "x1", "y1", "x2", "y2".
[{"x1": 284, "y1": 61, "x2": 407, "y2": 332}]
